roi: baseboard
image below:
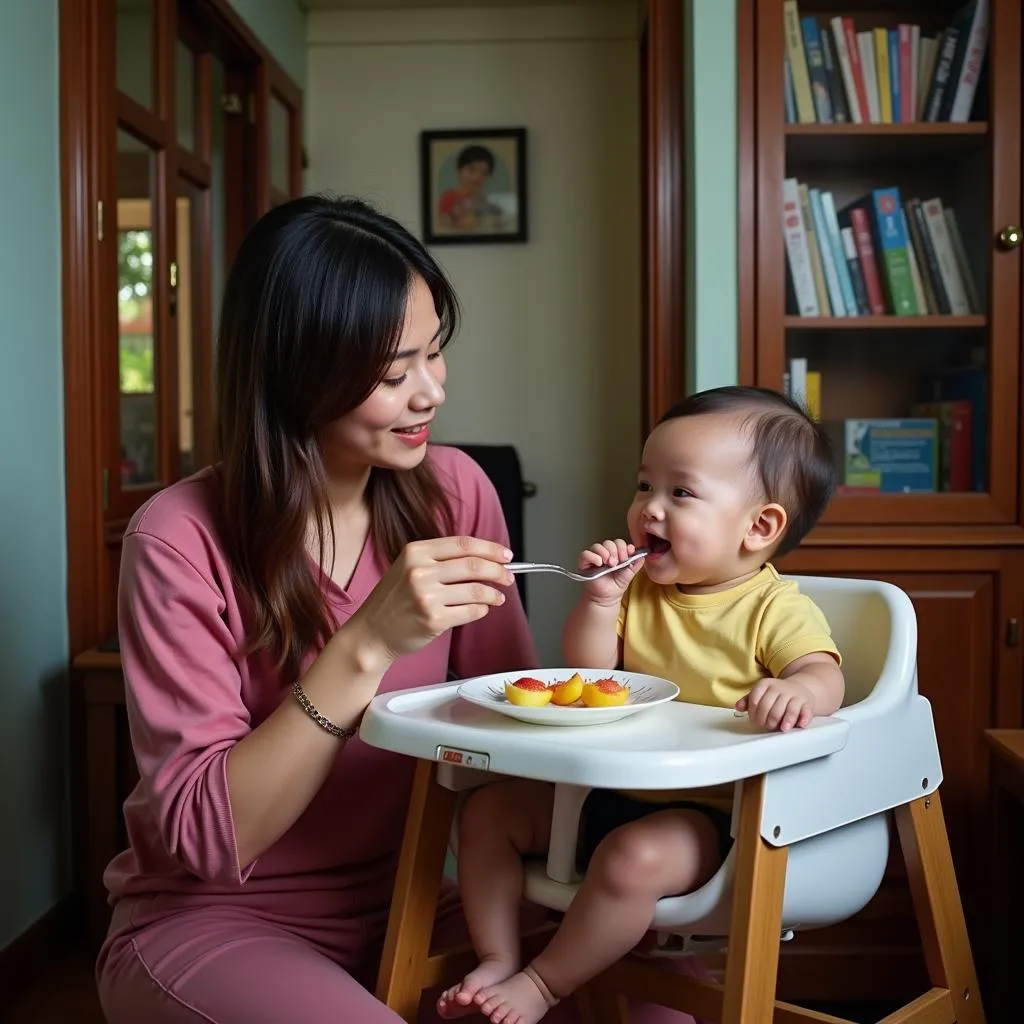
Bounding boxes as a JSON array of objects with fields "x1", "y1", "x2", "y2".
[{"x1": 0, "y1": 895, "x2": 79, "y2": 1011}]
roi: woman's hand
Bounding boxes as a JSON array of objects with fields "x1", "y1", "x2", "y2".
[
  {"x1": 579, "y1": 539, "x2": 645, "y2": 607},
  {"x1": 350, "y1": 535, "x2": 515, "y2": 663}
]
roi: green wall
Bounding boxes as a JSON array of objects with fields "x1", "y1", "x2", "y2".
[
  {"x1": 0, "y1": 0, "x2": 306, "y2": 954},
  {"x1": 685, "y1": 0, "x2": 738, "y2": 392},
  {"x1": 0, "y1": 0, "x2": 68, "y2": 951},
  {"x1": 232, "y1": 0, "x2": 307, "y2": 87}
]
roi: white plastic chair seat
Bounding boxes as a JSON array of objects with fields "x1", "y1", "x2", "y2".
[{"x1": 360, "y1": 575, "x2": 941, "y2": 954}]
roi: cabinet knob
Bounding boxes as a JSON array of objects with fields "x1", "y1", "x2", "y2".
[{"x1": 998, "y1": 225, "x2": 1022, "y2": 249}]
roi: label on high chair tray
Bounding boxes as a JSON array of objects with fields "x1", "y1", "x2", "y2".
[{"x1": 436, "y1": 745, "x2": 491, "y2": 770}]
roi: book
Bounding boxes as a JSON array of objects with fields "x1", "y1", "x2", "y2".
[
  {"x1": 799, "y1": 183, "x2": 831, "y2": 313},
  {"x1": 921, "y1": 198, "x2": 972, "y2": 314},
  {"x1": 866, "y1": 188, "x2": 917, "y2": 315},
  {"x1": 829, "y1": 16, "x2": 863, "y2": 123},
  {"x1": 943, "y1": 208, "x2": 982, "y2": 313},
  {"x1": 782, "y1": 178, "x2": 819, "y2": 315},
  {"x1": 840, "y1": 226, "x2": 871, "y2": 315},
  {"x1": 904, "y1": 198, "x2": 943, "y2": 314},
  {"x1": 923, "y1": 26, "x2": 962, "y2": 121},
  {"x1": 810, "y1": 188, "x2": 846, "y2": 315},
  {"x1": 948, "y1": 0, "x2": 989, "y2": 122},
  {"x1": 927, "y1": 366, "x2": 987, "y2": 491},
  {"x1": 900, "y1": 209, "x2": 928, "y2": 315},
  {"x1": 818, "y1": 27, "x2": 848, "y2": 122},
  {"x1": 801, "y1": 17, "x2": 833, "y2": 122},
  {"x1": 782, "y1": 5, "x2": 987, "y2": 125},
  {"x1": 842, "y1": 204, "x2": 886, "y2": 314},
  {"x1": 821, "y1": 191, "x2": 858, "y2": 315},
  {"x1": 783, "y1": 1, "x2": 817, "y2": 122},
  {"x1": 783, "y1": 52, "x2": 797, "y2": 123},
  {"x1": 912, "y1": 400, "x2": 972, "y2": 492},
  {"x1": 789, "y1": 357, "x2": 808, "y2": 409},
  {"x1": 805, "y1": 370, "x2": 822, "y2": 422},
  {"x1": 845, "y1": 419, "x2": 938, "y2": 493}
]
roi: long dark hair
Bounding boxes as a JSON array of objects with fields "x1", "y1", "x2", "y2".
[{"x1": 214, "y1": 194, "x2": 458, "y2": 682}]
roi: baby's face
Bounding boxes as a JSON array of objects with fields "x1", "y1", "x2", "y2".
[{"x1": 627, "y1": 412, "x2": 767, "y2": 589}]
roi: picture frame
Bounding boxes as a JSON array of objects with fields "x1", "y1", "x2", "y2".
[{"x1": 419, "y1": 127, "x2": 528, "y2": 245}]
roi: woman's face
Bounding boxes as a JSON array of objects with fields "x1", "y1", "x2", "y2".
[{"x1": 319, "y1": 275, "x2": 447, "y2": 479}]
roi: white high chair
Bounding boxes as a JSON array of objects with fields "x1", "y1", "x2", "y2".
[{"x1": 360, "y1": 576, "x2": 984, "y2": 1024}]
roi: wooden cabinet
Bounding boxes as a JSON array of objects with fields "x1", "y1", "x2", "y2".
[
  {"x1": 749, "y1": 0, "x2": 1021, "y2": 528},
  {"x1": 740, "y1": 0, "x2": 1024, "y2": 1004}
]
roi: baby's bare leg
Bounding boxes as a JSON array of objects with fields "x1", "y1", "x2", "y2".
[
  {"x1": 477, "y1": 809, "x2": 721, "y2": 1024},
  {"x1": 436, "y1": 779, "x2": 553, "y2": 1020}
]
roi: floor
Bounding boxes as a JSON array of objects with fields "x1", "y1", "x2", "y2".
[
  {"x1": 4, "y1": 945, "x2": 899, "y2": 1024},
  {"x1": 5, "y1": 945, "x2": 105, "y2": 1023}
]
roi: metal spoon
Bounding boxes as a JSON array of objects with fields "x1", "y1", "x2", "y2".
[{"x1": 507, "y1": 548, "x2": 649, "y2": 583}]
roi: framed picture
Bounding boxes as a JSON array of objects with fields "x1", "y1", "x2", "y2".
[{"x1": 420, "y1": 127, "x2": 528, "y2": 245}]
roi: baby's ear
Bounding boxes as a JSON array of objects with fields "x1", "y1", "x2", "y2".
[{"x1": 745, "y1": 503, "x2": 787, "y2": 554}]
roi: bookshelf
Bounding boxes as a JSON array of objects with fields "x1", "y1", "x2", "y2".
[
  {"x1": 754, "y1": 0, "x2": 1019, "y2": 524},
  {"x1": 739, "y1": 0, "x2": 1024, "y2": 1011}
]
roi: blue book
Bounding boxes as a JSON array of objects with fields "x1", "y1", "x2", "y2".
[
  {"x1": 867, "y1": 187, "x2": 917, "y2": 315},
  {"x1": 801, "y1": 17, "x2": 833, "y2": 123},
  {"x1": 783, "y1": 53, "x2": 796, "y2": 124},
  {"x1": 821, "y1": 191, "x2": 858, "y2": 317},
  {"x1": 845, "y1": 419, "x2": 938, "y2": 493},
  {"x1": 809, "y1": 188, "x2": 846, "y2": 316},
  {"x1": 888, "y1": 30, "x2": 901, "y2": 124}
]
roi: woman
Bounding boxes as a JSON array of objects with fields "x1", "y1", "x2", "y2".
[{"x1": 97, "y1": 195, "x2": 698, "y2": 1023}]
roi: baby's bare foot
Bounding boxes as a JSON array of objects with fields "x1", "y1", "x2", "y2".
[
  {"x1": 476, "y1": 965, "x2": 559, "y2": 1024},
  {"x1": 437, "y1": 956, "x2": 516, "y2": 1019}
]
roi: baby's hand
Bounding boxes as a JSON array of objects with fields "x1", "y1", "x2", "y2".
[
  {"x1": 579, "y1": 539, "x2": 645, "y2": 606},
  {"x1": 736, "y1": 678, "x2": 815, "y2": 732}
]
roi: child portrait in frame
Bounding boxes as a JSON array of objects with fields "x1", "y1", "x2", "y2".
[{"x1": 420, "y1": 127, "x2": 527, "y2": 245}]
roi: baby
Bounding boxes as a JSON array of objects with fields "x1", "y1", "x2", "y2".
[{"x1": 438, "y1": 385, "x2": 846, "y2": 1024}]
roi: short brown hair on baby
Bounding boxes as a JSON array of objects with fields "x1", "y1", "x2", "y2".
[{"x1": 657, "y1": 385, "x2": 838, "y2": 557}]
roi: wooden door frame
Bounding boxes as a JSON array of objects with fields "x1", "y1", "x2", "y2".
[
  {"x1": 60, "y1": 0, "x2": 303, "y2": 656},
  {"x1": 61, "y1": 0, "x2": 110, "y2": 658},
  {"x1": 640, "y1": 0, "x2": 686, "y2": 434},
  {"x1": 737, "y1": 0, "x2": 756, "y2": 386}
]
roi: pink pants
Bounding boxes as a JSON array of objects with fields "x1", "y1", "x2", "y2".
[{"x1": 97, "y1": 888, "x2": 708, "y2": 1023}]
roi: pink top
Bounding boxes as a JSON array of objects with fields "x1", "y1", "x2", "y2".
[{"x1": 105, "y1": 445, "x2": 537, "y2": 927}]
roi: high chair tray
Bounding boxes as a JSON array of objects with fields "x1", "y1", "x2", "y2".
[{"x1": 360, "y1": 680, "x2": 849, "y2": 789}]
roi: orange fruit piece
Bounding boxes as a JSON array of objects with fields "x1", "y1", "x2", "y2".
[
  {"x1": 550, "y1": 672, "x2": 584, "y2": 706},
  {"x1": 505, "y1": 677, "x2": 554, "y2": 707},
  {"x1": 581, "y1": 678, "x2": 630, "y2": 708}
]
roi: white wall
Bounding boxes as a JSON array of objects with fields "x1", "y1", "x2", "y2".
[{"x1": 307, "y1": 4, "x2": 642, "y2": 664}]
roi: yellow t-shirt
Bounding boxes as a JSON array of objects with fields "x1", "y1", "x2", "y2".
[{"x1": 616, "y1": 564, "x2": 840, "y2": 809}]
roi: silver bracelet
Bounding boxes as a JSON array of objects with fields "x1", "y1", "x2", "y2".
[{"x1": 292, "y1": 682, "x2": 358, "y2": 740}]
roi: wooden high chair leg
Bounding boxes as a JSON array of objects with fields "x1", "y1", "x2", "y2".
[
  {"x1": 721, "y1": 773, "x2": 789, "y2": 1024},
  {"x1": 376, "y1": 759, "x2": 457, "y2": 1021},
  {"x1": 895, "y1": 791, "x2": 986, "y2": 1024},
  {"x1": 375, "y1": 760, "x2": 563, "y2": 1022}
]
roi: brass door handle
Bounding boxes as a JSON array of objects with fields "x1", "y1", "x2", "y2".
[{"x1": 998, "y1": 225, "x2": 1022, "y2": 249}]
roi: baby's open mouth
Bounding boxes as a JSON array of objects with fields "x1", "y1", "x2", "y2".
[{"x1": 646, "y1": 534, "x2": 671, "y2": 554}]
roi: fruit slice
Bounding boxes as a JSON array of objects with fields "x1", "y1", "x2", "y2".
[
  {"x1": 581, "y1": 678, "x2": 630, "y2": 708},
  {"x1": 505, "y1": 677, "x2": 554, "y2": 707},
  {"x1": 549, "y1": 672, "x2": 584, "y2": 706}
]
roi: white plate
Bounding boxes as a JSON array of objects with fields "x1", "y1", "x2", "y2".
[{"x1": 456, "y1": 668, "x2": 680, "y2": 727}]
